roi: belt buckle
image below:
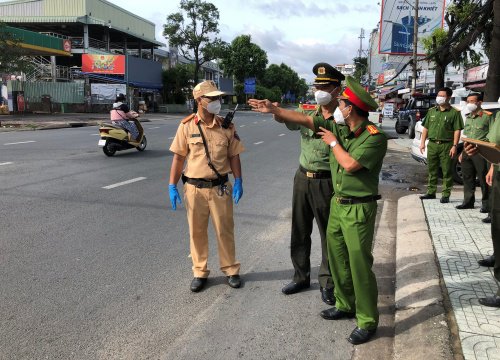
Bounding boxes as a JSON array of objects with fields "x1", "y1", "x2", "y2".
[{"x1": 306, "y1": 171, "x2": 315, "y2": 178}]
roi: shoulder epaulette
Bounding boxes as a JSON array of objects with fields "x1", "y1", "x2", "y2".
[
  {"x1": 181, "y1": 114, "x2": 195, "y2": 124},
  {"x1": 484, "y1": 110, "x2": 493, "y2": 116},
  {"x1": 301, "y1": 104, "x2": 318, "y2": 111},
  {"x1": 366, "y1": 124, "x2": 380, "y2": 135}
]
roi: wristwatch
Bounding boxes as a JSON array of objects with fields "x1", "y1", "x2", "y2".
[{"x1": 330, "y1": 140, "x2": 337, "y2": 149}]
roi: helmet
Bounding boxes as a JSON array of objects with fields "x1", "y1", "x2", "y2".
[{"x1": 116, "y1": 93, "x2": 126, "y2": 102}]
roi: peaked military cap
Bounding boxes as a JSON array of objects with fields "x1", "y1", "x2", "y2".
[
  {"x1": 312, "y1": 62, "x2": 345, "y2": 85},
  {"x1": 338, "y1": 76, "x2": 378, "y2": 112}
]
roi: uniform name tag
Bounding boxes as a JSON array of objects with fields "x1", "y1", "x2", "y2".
[{"x1": 190, "y1": 134, "x2": 201, "y2": 138}]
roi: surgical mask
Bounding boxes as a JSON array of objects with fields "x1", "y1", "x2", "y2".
[
  {"x1": 205, "y1": 100, "x2": 221, "y2": 114},
  {"x1": 333, "y1": 106, "x2": 349, "y2": 125},
  {"x1": 466, "y1": 103, "x2": 478, "y2": 112},
  {"x1": 314, "y1": 90, "x2": 332, "y2": 106},
  {"x1": 436, "y1": 96, "x2": 447, "y2": 106}
]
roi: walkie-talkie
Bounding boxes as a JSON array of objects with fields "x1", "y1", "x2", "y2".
[{"x1": 222, "y1": 104, "x2": 239, "y2": 129}]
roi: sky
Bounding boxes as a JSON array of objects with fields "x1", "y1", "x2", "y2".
[{"x1": 107, "y1": 0, "x2": 382, "y2": 82}]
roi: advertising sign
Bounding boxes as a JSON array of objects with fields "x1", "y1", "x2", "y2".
[
  {"x1": 465, "y1": 64, "x2": 488, "y2": 83},
  {"x1": 383, "y1": 103, "x2": 394, "y2": 117},
  {"x1": 62, "y1": 39, "x2": 72, "y2": 53},
  {"x1": 82, "y1": 54, "x2": 125, "y2": 74},
  {"x1": 244, "y1": 77, "x2": 256, "y2": 95},
  {"x1": 379, "y1": 0, "x2": 445, "y2": 55}
]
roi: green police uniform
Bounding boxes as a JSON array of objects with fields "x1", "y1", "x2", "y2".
[
  {"x1": 284, "y1": 106, "x2": 334, "y2": 289},
  {"x1": 423, "y1": 106, "x2": 464, "y2": 197},
  {"x1": 461, "y1": 110, "x2": 493, "y2": 209},
  {"x1": 314, "y1": 77, "x2": 388, "y2": 331}
]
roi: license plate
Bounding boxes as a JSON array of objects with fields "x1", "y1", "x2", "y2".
[{"x1": 98, "y1": 139, "x2": 106, "y2": 147}]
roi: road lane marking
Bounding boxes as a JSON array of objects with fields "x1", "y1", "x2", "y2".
[
  {"x1": 168, "y1": 136, "x2": 174, "y2": 139},
  {"x1": 239, "y1": 125, "x2": 246, "y2": 128},
  {"x1": 148, "y1": 126, "x2": 160, "y2": 129},
  {"x1": 253, "y1": 121, "x2": 258, "y2": 124},
  {"x1": 254, "y1": 141, "x2": 264, "y2": 145},
  {"x1": 279, "y1": 134, "x2": 285, "y2": 137},
  {"x1": 91, "y1": 134, "x2": 100, "y2": 136},
  {"x1": 102, "y1": 177, "x2": 147, "y2": 189},
  {"x1": 4, "y1": 141, "x2": 36, "y2": 146},
  {"x1": 0, "y1": 162, "x2": 13, "y2": 166}
]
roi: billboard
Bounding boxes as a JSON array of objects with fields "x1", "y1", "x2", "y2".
[
  {"x1": 379, "y1": 0, "x2": 445, "y2": 55},
  {"x1": 82, "y1": 54, "x2": 125, "y2": 74},
  {"x1": 244, "y1": 78, "x2": 256, "y2": 94}
]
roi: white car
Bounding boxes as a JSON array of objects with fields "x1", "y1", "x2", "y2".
[{"x1": 411, "y1": 102, "x2": 500, "y2": 184}]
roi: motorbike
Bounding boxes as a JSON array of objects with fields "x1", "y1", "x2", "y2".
[{"x1": 98, "y1": 114, "x2": 147, "y2": 156}]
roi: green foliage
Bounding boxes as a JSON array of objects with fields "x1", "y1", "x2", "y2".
[
  {"x1": 163, "y1": 0, "x2": 227, "y2": 84},
  {"x1": 260, "y1": 63, "x2": 308, "y2": 100},
  {"x1": 353, "y1": 57, "x2": 368, "y2": 83},
  {"x1": 0, "y1": 22, "x2": 32, "y2": 75},
  {"x1": 255, "y1": 85, "x2": 281, "y2": 103},
  {"x1": 162, "y1": 63, "x2": 198, "y2": 104},
  {"x1": 220, "y1": 35, "x2": 268, "y2": 83}
]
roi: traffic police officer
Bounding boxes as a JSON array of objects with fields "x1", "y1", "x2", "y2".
[
  {"x1": 248, "y1": 76, "x2": 387, "y2": 345},
  {"x1": 457, "y1": 93, "x2": 492, "y2": 215},
  {"x1": 420, "y1": 87, "x2": 464, "y2": 203},
  {"x1": 169, "y1": 80, "x2": 245, "y2": 292},
  {"x1": 275, "y1": 63, "x2": 344, "y2": 305},
  {"x1": 465, "y1": 110, "x2": 500, "y2": 307}
]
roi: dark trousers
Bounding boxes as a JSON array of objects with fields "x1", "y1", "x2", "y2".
[
  {"x1": 461, "y1": 152, "x2": 490, "y2": 210},
  {"x1": 290, "y1": 168, "x2": 334, "y2": 289},
  {"x1": 491, "y1": 172, "x2": 500, "y2": 294}
]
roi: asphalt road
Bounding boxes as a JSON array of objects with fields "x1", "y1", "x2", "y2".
[{"x1": 0, "y1": 112, "x2": 426, "y2": 359}]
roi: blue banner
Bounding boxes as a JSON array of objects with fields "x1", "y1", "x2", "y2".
[{"x1": 244, "y1": 77, "x2": 256, "y2": 95}]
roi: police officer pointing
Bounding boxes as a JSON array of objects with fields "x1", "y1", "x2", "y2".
[{"x1": 169, "y1": 80, "x2": 245, "y2": 292}]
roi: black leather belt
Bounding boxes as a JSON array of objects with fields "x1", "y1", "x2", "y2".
[
  {"x1": 299, "y1": 166, "x2": 331, "y2": 179},
  {"x1": 335, "y1": 195, "x2": 381, "y2": 204},
  {"x1": 428, "y1": 139, "x2": 451, "y2": 144},
  {"x1": 182, "y1": 174, "x2": 228, "y2": 188}
]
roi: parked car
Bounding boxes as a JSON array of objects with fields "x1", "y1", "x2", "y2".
[
  {"x1": 396, "y1": 93, "x2": 436, "y2": 138},
  {"x1": 369, "y1": 110, "x2": 383, "y2": 126},
  {"x1": 411, "y1": 102, "x2": 500, "y2": 184}
]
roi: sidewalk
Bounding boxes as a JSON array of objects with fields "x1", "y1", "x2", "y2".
[{"x1": 397, "y1": 192, "x2": 500, "y2": 360}]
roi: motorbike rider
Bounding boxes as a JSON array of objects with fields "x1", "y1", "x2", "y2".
[{"x1": 110, "y1": 93, "x2": 140, "y2": 141}]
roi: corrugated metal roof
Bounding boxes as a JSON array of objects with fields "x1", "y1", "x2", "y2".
[{"x1": 10, "y1": 81, "x2": 85, "y2": 103}]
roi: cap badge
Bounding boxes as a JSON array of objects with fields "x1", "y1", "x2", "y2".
[{"x1": 318, "y1": 67, "x2": 326, "y2": 75}]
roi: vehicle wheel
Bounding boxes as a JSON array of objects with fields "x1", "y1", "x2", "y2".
[
  {"x1": 452, "y1": 148, "x2": 464, "y2": 184},
  {"x1": 408, "y1": 119, "x2": 416, "y2": 139},
  {"x1": 136, "y1": 136, "x2": 147, "y2": 151},
  {"x1": 103, "y1": 141, "x2": 116, "y2": 157},
  {"x1": 395, "y1": 120, "x2": 408, "y2": 134}
]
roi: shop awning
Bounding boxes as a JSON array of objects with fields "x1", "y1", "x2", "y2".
[{"x1": 77, "y1": 72, "x2": 163, "y2": 89}]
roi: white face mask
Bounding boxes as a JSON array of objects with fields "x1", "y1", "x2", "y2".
[
  {"x1": 315, "y1": 90, "x2": 332, "y2": 106},
  {"x1": 333, "y1": 106, "x2": 349, "y2": 125},
  {"x1": 466, "y1": 103, "x2": 478, "y2": 113},
  {"x1": 436, "y1": 96, "x2": 447, "y2": 106},
  {"x1": 205, "y1": 100, "x2": 221, "y2": 114}
]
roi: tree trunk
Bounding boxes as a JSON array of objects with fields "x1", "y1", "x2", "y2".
[
  {"x1": 434, "y1": 63, "x2": 446, "y2": 90},
  {"x1": 485, "y1": 0, "x2": 500, "y2": 102}
]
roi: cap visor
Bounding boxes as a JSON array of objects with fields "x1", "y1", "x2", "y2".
[{"x1": 204, "y1": 90, "x2": 225, "y2": 97}]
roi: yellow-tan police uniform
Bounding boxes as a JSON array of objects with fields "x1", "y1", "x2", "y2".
[{"x1": 170, "y1": 113, "x2": 245, "y2": 278}]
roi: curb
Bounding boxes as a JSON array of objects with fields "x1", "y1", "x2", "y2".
[
  {"x1": 394, "y1": 194, "x2": 454, "y2": 359},
  {"x1": 0, "y1": 118, "x2": 152, "y2": 132}
]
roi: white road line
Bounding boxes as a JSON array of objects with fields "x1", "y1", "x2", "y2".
[
  {"x1": 239, "y1": 125, "x2": 246, "y2": 128},
  {"x1": 102, "y1": 177, "x2": 147, "y2": 190},
  {"x1": 279, "y1": 133, "x2": 285, "y2": 137},
  {"x1": 168, "y1": 136, "x2": 174, "y2": 139},
  {"x1": 0, "y1": 162, "x2": 13, "y2": 166},
  {"x1": 254, "y1": 141, "x2": 264, "y2": 145},
  {"x1": 4, "y1": 141, "x2": 36, "y2": 146},
  {"x1": 253, "y1": 121, "x2": 258, "y2": 124},
  {"x1": 148, "y1": 126, "x2": 160, "y2": 129},
  {"x1": 91, "y1": 134, "x2": 100, "y2": 136}
]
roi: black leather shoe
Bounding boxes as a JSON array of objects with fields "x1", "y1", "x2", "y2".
[
  {"x1": 480, "y1": 207, "x2": 489, "y2": 213},
  {"x1": 440, "y1": 197, "x2": 450, "y2": 203},
  {"x1": 320, "y1": 287, "x2": 335, "y2": 305},
  {"x1": 320, "y1": 307, "x2": 355, "y2": 320},
  {"x1": 348, "y1": 327, "x2": 377, "y2": 345},
  {"x1": 227, "y1": 275, "x2": 241, "y2": 288},
  {"x1": 420, "y1": 194, "x2": 436, "y2": 200},
  {"x1": 456, "y1": 203, "x2": 474, "y2": 209},
  {"x1": 282, "y1": 281, "x2": 310, "y2": 295},
  {"x1": 479, "y1": 295, "x2": 500, "y2": 308},
  {"x1": 478, "y1": 255, "x2": 495, "y2": 267},
  {"x1": 482, "y1": 215, "x2": 492, "y2": 223},
  {"x1": 190, "y1": 277, "x2": 207, "y2": 292}
]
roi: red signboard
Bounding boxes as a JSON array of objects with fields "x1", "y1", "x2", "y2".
[{"x1": 82, "y1": 54, "x2": 125, "y2": 74}]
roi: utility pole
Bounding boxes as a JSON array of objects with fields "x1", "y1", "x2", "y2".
[
  {"x1": 411, "y1": 0, "x2": 419, "y2": 93},
  {"x1": 358, "y1": 28, "x2": 365, "y2": 59}
]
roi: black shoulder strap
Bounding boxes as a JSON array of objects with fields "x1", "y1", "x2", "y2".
[{"x1": 196, "y1": 121, "x2": 224, "y2": 181}]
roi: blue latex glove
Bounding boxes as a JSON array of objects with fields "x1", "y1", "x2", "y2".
[
  {"x1": 169, "y1": 184, "x2": 182, "y2": 210},
  {"x1": 232, "y1": 178, "x2": 243, "y2": 204}
]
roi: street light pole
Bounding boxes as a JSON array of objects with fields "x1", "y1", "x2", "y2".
[{"x1": 411, "y1": 0, "x2": 419, "y2": 93}]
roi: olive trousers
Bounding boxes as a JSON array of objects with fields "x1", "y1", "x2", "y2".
[
  {"x1": 426, "y1": 141, "x2": 454, "y2": 197},
  {"x1": 491, "y1": 172, "x2": 500, "y2": 293},
  {"x1": 327, "y1": 199, "x2": 379, "y2": 330},
  {"x1": 461, "y1": 151, "x2": 490, "y2": 210}
]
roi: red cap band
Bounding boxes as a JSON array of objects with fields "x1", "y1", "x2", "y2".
[{"x1": 342, "y1": 88, "x2": 371, "y2": 112}]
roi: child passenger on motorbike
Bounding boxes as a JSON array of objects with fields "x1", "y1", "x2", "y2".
[{"x1": 110, "y1": 93, "x2": 140, "y2": 141}]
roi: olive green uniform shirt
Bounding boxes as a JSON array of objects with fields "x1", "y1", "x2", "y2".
[
  {"x1": 487, "y1": 112, "x2": 500, "y2": 172},
  {"x1": 312, "y1": 117, "x2": 388, "y2": 197},
  {"x1": 423, "y1": 106, "x2": 464, "y2": 140},
  {"x1": 464, "y1": 110, "x2": 493, "y2": 141},
  {"x1": 285, "y1": 107, "x2": 331, "y2": 172}
]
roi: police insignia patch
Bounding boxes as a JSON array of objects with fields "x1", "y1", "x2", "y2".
[
  {"x1": 318, "y1": 67, "x2": 326, "y2": 75},
  {"x1": 366, "y1": 125, "x2": 379, "y2": 135}
]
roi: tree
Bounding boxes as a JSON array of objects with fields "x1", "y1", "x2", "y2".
[
  {"x1": 261, "y1": 63, "x2": 307, "y2": 101},
  {"x1": 0, "y1": 22, "x2": 32, "y2": 75},
  {"x1": 220, "y1": 35, "x2": 268, "y2": 83},
  {"x1": 163, "y1": 0, "x2": 227, "y2": 85},
  {"x1": 162, "y1": 63, "x2": 198, "y2": 103},
  {"x1": 421, "y1": 0, "x2": 493, "y2": 89},
  {"x1": 353, "y1": 57, "x2": 368, "y2": 83},
  {"x1": 484, "y1": 0, "x2": 500, "y2": 101}
]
